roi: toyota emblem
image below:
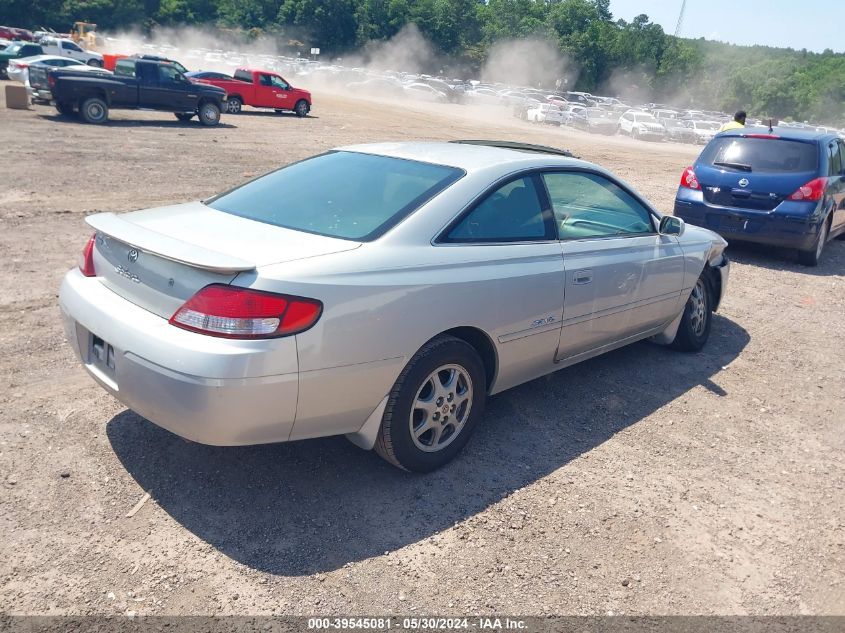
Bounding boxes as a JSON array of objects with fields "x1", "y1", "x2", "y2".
[
  {"x1": 738, "y1": 178, "x2": 749, "y2": 188},
  {"x1": 127, "y1": 249, "x2": 139, "y2": 263}
]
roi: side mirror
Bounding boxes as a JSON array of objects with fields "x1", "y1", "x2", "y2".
[{"x1": 659, "y1": 215, "x2": 685, "y2": 237}]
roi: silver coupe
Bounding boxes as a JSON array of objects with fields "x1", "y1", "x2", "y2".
[{"x1": 59, "y1": 141, "x2": 730, "y2": 471}]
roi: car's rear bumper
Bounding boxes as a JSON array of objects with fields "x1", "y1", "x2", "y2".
[
  {"x1": 59, "y1": 268, "x2": 298, "y2": 445},
  {"x1": 674, "y1": 192, "x2": 820, "y2": 251}
]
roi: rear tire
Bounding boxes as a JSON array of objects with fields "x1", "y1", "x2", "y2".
[
  {"x1": 375, "y1": 336, "x2": 486, "y2": 472},
  {"x1": 798, "y1": 218, "x2": 829, "y2": 266},
  {"x1": 197, "y1": 101, "x2": 221, "y2": 126},
  {"x1": 294, "y1": 99, "x2": 309, "y2": 117},
  {"x1": 226, "y1": 96, "x2": 242, "y2": 114},
  {"x1": 670, "y1": 275, "x2": 712, "y2": 352},
  {"x1": 79, "y1": 97, "x2": 108, "y2": 124}
]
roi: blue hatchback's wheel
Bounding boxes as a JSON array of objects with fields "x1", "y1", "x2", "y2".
[{"x1": 798, "y1": 219, "x2": 829, "y2": 267}]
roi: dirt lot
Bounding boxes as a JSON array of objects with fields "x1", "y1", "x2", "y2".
[{"x1": 0, "y1": 88, "x2": 843, "y2": 617}]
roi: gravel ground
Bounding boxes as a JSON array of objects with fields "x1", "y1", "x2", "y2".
[{"x1": 0, "y1": 87, "x2": 843, "y2": 617}]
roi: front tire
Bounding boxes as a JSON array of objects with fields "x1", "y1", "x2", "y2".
[
  {"x1": 55, "y1": 101, "x2": 74, "y2": 116},
  {"x1": 294, "y1": 99, "x2": 309, "y2": 117},
  {"x1": 87, "y1": 59, "x2": 103, "y2": 68},
  {"x1": 79, "y1": 96, "x2": 108, "y2": 124},
  {"x1": 175, "y1": 112, "x2": 194, "y2": 122},
  {"x1": 375, "y1": 336, "x2": 486, "y2": 472},
  {"x1": 670, "y1": 276, "x2": 712, "y2": 352},
  {"x1": 197, "y1": 101, "x2": 221, "y2": 126}
]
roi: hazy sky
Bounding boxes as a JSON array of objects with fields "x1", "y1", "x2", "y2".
[{"x1": 609, "y1": 0, "x2": 844, "y2": 53}]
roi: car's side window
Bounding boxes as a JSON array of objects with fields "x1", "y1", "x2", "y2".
[
  {"x1": 158, "y1": 65, "x2": 183, "y2": 84},
  {"x1": 271, "y1": 76, "x2": 289, "y2": 90},
  {"x1": 829, "y1": 141, "x2": 843, "y2": 176},
  {"x1": 445, "y1": 176, "x2": 551, "y2": 243},
  {"x1": 542, "y1": 171, "x2": 655, "y2": 240}
]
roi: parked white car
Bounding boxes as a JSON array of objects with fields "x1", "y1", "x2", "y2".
[
  {"x1": 619, "y1": 110, "x2": 667, "y2": 140},
  {"x1": 40, "y1": 37, "x2": 103, "y2": 67},
  {"x1": 403, "y1": 82, "x2": 447, "y2": 103},
  {"x1": 685, "y1": 120, "x2": 721, "y2": 144},
  {"x1": 59, "y1": 141, "x2": 729, "y2": 472},
  {"x1": 526, "y1": 103, "x2": 564, "y2": 125},
  {"x1": 7, "y1": 54, "x2": 90, "y2": 84}
]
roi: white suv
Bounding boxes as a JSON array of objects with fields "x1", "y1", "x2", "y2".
[
  {"x1": 526, "y1": 103, "x2": 564, "y2": 125},
  {"x1": 618, "y1": 110, "x2": 666, "y2": 140},
  {"x1": 40, "y1": 38, "x2": 103, "y2": 67}
]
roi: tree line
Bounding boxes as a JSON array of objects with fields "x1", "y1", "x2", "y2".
[{"x1": 4, "y1": 0, "x2": 844, "y2": 125}]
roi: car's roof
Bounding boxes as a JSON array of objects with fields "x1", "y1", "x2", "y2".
[
  {"x1": 719, "y1": 126, "x2": 838, "y2": 143},
  {"x1": 336, "y1": 141, "x2": 590, "y2": 172},
  {"x1": 17, "y1": 54, "x2": 70, "y2": 63}
]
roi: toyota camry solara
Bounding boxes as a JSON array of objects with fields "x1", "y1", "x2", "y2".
[{"x1": 59, "y1": 141, "x2": 730, "y2": 472}]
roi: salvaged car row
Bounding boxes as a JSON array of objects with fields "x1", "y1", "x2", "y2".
[{"x1": 4, "y1": 32, "x2": 844, "y2": 140}]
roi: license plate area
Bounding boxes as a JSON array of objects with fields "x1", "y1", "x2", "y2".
[{"x1": 90, "y1": 334, "x2": 116, "y2": 373}]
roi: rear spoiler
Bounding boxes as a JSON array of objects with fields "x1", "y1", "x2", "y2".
[{"x1": 86, "y1": 212, "x2": 256, "y2": 274}]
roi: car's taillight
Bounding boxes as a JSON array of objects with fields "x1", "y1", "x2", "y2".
[
  {"x1": 680, "y1": 166, "x2": 701, "y2": 190},
  {"x1": 169, "y1": 284, "x2": 322, "y2": 339},
  {"x1": 48, "y1": 75, "x2": 56, "y2": 88},
  {"x1": 787, "y1": 177, "x2": 828, "y2": 202},
  {"x1": 78, "y1": 234, "x2": 96, "y2": 277}
]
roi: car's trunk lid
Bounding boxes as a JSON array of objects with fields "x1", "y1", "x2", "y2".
[
  {"x1": 697, "y1": 166, "x2": 814, "y2": 211},
  {"x1": 87, "y1": 202, "x2": 360, "y2": 318}
]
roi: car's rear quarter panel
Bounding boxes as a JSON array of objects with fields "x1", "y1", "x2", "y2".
[{"x1": 250, "y1": 237, "x2": 566, "y2": 440}]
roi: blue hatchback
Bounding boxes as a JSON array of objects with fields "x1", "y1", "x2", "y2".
[{"x1": 674, "y1": 128, "x2": 845, "y2": 265}]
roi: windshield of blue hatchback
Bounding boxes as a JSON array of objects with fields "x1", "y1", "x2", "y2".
[{"x1": 206, "y1": 151, "x2": 463, "y2": 241}]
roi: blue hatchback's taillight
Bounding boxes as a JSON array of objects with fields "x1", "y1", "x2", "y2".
[
  {"x1": 787, "y1": 177, "x2": 827, "y2": 202},
  {"x1": 680, "y1": 166, "x2": 700, "y2": 190}
]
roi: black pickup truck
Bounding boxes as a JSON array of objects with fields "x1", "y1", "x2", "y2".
[{"x1": 42, "y1": 58, "x2": 227, "y2": 125}]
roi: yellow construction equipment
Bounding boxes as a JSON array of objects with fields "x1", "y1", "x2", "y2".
[{"x1": 70, "y1": 22, "x2": 98, "y2": 49}]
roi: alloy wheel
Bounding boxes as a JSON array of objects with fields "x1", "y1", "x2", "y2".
[
  {"x1": 409, "y1": 364, "x2": 473, "y2": 453},
  {"x1": 689, "y1": 279, "x2": 708, "y2": 337}
]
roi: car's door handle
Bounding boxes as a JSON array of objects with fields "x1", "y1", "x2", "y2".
[{"x1": 573, "y1": 270, "x2": 593, "y2": 285}]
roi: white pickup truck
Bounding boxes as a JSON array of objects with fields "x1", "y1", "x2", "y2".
[{"x1": 39, "y1": 37, "x2": 103, "y2": 67}]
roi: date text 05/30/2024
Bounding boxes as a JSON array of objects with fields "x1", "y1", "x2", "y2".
[{"x1": 308, "y1": 617, "x2": 528, "y2": 630}]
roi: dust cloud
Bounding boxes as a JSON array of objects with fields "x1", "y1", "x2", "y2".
[{"x1": 481, "y1": 38, "x2": 577, "y2": 90}]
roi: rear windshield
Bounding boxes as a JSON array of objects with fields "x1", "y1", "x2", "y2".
[
  {"x1": 699, "y1": 137, "x2": 818, "y2": 173},
  {"x1": 206, "y1": 151, "x2": 464, "y2": 241},
  {"x1": 115, "y1": 60, "x2": 135, "y2": 76}
]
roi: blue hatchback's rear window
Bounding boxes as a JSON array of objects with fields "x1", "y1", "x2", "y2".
[
  {"x1": 207, "y1": 151, "x2": 463, "y2": 241},
  {"x1": 699, "y1": 137, "x2": 818, "y2": 173}
]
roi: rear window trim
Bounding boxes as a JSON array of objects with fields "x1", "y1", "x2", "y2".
[{"x1": 204, "y1": 151, "x2": 466, "y2": 243}]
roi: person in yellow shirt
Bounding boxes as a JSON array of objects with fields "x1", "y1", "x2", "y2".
[{"x1": 720, "y1": 110, "x2": 747, "y2": 132}]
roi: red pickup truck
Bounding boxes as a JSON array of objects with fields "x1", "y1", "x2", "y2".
[{"x1": 193, "y1": 68, "x2": 311, "y2": 117}]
